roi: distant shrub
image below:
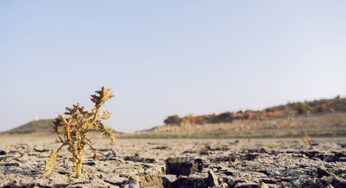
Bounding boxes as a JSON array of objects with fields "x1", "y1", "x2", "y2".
[
  {"x1": 265, "y1": 108, "x2": 275, "y2": 113},
  {"x1": 333, "y1": 102, "x2": 346, "y2": 111},
  {"x1": 216, "y1": 112, "x2": 234, "y2": 123},
  {"x1": 301, "y1": 134, "x2": 312, "y2": 145},
  {"x1": 316, "y1": 104, "x2": 328, "y2": 113},
  {"x1": 194, "y1": 116, "x2": 207, "y2": 124},
  {"x1": 164, "y1": 115, "x2": 182, "y2": 125},
  {"x1": 243, "y1": 111, "x2": 253, "y2": 120},
  {"x1": 294, "y1": 102, "x2": 311, "y2": 114}
]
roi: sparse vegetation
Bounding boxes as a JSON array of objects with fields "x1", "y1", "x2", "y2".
[
  {"x1": 162, "y1": 96, "x2": 346, "y2": 126},
  {"x1": 130, "y1": 112, "x2": 346, "y2": 139},
  {"x1": 294, "y1": 102, "x2": 311, "y2": 114},
  {"x1": 301, "y1": 134, "x2": 312, "y2": 145},
  {"x1": 44, "y1": 86, "x2": 115, "y2": 179},
  {"x1": 315, "y1": 104, "x2": 328, "y2": 113},
  {"x1": 164, "y1": 115, "x2": 182, "y2": 125}
]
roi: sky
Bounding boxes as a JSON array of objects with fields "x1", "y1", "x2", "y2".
[{"x1": 1, "y1": 1, "x2": 346, "y2": 132}]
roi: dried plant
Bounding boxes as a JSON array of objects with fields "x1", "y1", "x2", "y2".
[
  {"x1": 301, "y1": 134, "x2": 312, "y2": 145},
  {"x1": 43, "y1": 86, "x2": 115, "y2": 179}
]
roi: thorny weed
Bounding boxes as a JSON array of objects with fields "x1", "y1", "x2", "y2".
[
  {"x1": 43, "y1": 86, "x2": 115, "y2": 179},
  {"x1": 301, "y1": 133, "x2": 312, "y2": 145}
]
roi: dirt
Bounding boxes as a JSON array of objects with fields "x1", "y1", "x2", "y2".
[{"x1": 0, "y1": 136, "x2": 345, "y2": 188}]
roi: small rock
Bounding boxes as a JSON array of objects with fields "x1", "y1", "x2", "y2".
[
  {"x1": 83, "y1": 161, "x2": 96, "y2": 166},
  {"x1": 122, "y1": 177, "x2": 140, "y2": 188},
  {"x1": 137, "y1": 165, "x2": 164, "y2": 188},
  {"x1": 166, "y1": 157, "x2": 204, "y2": 176},
  {"x1": 58, "y1": 171, "x2": 69, "y2": 175},
  {"x1": 171, "y1": 175, "x2": 208, "y2": 188},
  {"x1": 0, "y1": 163, "x2": 19, "y2": 167},
  {"x1": 332, "y1": 177, "x2": 346, "y2": 188},
  {"x1": 99, "y1": 148, "x2": 113, "y2": 152},
  {"x1": 229, "y1": 140, "x2": 239, "y2": 145},
  {"x1": 302, "y1": 151, "x2": 320, "y2": 158},
  {"x1": 225, "y1": 169, "x2": 239, "y2": 176},
  {"x1": 337, "y1": 143, "x2": 346, "y2": 148},
  {"x1": 142, "y1": 158, "x2": 156, "y2": 163},
  {"x1": 260, "y1": 182, "x2": 269, "y2": 188},
  {"x1": 309, "y1": 141, "x2": 319, "y2": 146},
  {"x1": 206, "y1": 170, "x2": 219, "y2": 186},
  {"x1": 153, "y1": 145, "x2": 169, "y2": 150},
  {"x1": 162, "y1": 175, "x2": 177, "y2": 187},
  {"x1": 316, "y1": 167, "x2": 330, "y2": 178},
  {"x1": 33, "y1": 148, "x2": 49, "y2": 152},
  {"x1": 0, "y1": 150, "x2": 6, "y2": 155},
  {"x1": 323, "y1": 154, "x2": 337, "y2": 162},
  {"x1": 260, "y1": 178, "x2": 277, "y2": 184},
  {"x1": 337, "y1": 157, "x2": 346, "y2": 162},
  {"x1": 259, "y1": 148, "x2": 272, "y2": 154},
  {"x1": 199, "y1": 148, "x2": 210, "y2": 155},
  {"x1": 240, "y1": 153, "x2": 258, "y2": 161}
]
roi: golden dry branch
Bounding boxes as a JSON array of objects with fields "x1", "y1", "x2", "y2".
[{"x1": 44, "y1": 86, "x2": 115, "y2": 179}]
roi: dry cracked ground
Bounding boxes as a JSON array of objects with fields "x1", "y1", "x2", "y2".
[{"x1": 0, "y1": 136, "x2": 345, "y2": 188}]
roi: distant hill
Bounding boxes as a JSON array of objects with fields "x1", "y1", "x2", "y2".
[
  {"x1": 3, "y1": 96, "x2": 346, "y2": 138},
  {"x1": 2, "y1": 119, "x2": 121, "y2": 135},
  {"x1": 163, "y1": 96, "x2": 346, "y2": 125},
  {"x1": 4, "y1": 119, "x2": 55, "y2": 134},
  {"x1": 127, "y1": 96, "x2": 346, "y2": 138},
  {"x1": 128, "y1": 112, "x2": 346, "y2": 138}
]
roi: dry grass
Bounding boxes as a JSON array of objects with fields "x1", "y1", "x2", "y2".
[{"x1": 126, "y1": 112, "x2": 346, "y2": 138}]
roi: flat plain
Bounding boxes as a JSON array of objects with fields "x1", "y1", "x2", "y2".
[{"x1": 0, "y1": 136, "x2": 345, "y2": 188}]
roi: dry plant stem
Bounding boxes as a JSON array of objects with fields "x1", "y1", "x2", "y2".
[
  {"x1": 44, "y1": 86, "x2": 115, "y2": 179},
  {"x1": 61, "y1": 116, "x2": 77, "y2": 156},
  {"x1": 61, "y1": 116, "x2": 85, "y2": 178}
]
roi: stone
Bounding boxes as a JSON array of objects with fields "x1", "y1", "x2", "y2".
[
  {"x1": 83, "y1": 161, "x2": 96, "y2": 166},
  {"x1": 162, "y1": 175, "x2": 177, "y2": 188},
  {"x1": 171, "y1": 175, "x2": 208, "y2": 188},
  {"x1": 331, "y1": 177, "x2": 346, "y2": 188},
  {"x1": 240, "y1": 153, "x2": 258, "y2": 161},
  {"x1": 122, "y1": 177, "x2": 140, "y2": 188},
  {"x1": 259, "y1": 148, "x2": 272, "y2": 154},
  {"x1": 260, "y1": 182, "x2": 269, "y2": 188},
  {"x1": 316, "y1": 167, "x2": 330, "y2": 178},
  {"x1": 153, "y1": 145, "x2": 169, "y2": 150},
  {"x1": 0, "y1": 163, "x2": 19, "y2": 167},
  {"x1": 309, "y1": 141, "x2": 319, "y2": 146},
  {"x1": 337, "y1": 157, "x2": 346, "y2": 162},
  {"x1": 205, "y1": 170, "x2": 219, "y2": 186},
  {"x1": 166, "y1": 157, "x2": 204, "y2": 176},
  {"x1": 33, "y1": 148, "x2": 49, "y2": 152}
]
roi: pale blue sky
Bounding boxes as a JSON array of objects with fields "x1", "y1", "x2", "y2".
[{"x1": 1, "y1": 1, "x2": 346, "y2": 132}]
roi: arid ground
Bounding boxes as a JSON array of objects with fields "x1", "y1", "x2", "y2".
[{"x1": 0, "y1": 136, "x2": 345, "y2": 188}]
